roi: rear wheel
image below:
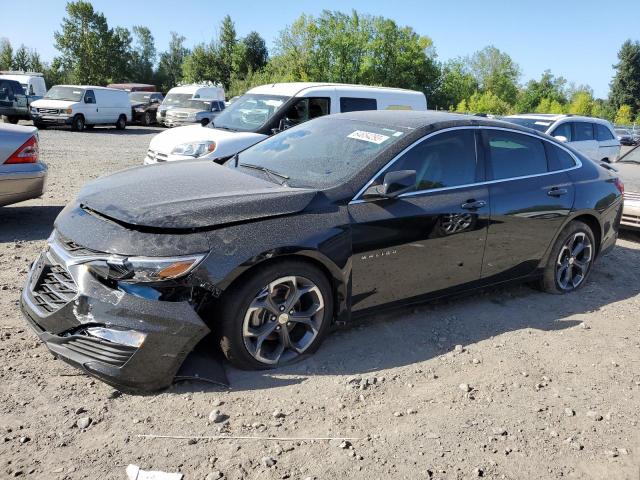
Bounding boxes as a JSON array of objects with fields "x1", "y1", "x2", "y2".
[
  {"x1": 142, "y1": 111, "x2": 152, "y2": 126},
  {"x1": 71, "y1": 114, "x2": 85, "y2": 132},
  {"x1": 34, "y1": 122, "x2": 47, "y2": 130},
  {"x1": 218, "y1": 260, "x2": 333, "y2": 370},
  {"x1": 115, "y1": 114, "x2": 126, "y2": 130},
  {"x1": 539, "y1": 221, "x2": 596, "y2": 294},
  {"x1": 6, "y1": 116, "x2": 19, "y2": 124}
]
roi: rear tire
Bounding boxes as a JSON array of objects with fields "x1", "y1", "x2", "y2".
[
  {"x1": 6, "y1": 116, "x2": 19, "y2": 124},
  {"x1": 142, "y1": 111, "x2": 152, "y2": 126},
  {"x1": 71, "y1": 114, "x2": 85, "y2": 132},
  {"x1": 218, "y1": 260, "x2": 333, "y2": 370},
  {"x1": 538, "y1": 220, "x2": 596, "y2": 294},
  {"x1": 115, "y1": 115, "x2": 126, "y2": 130},
  {"x1": 34, "y1": 122, "x2": 47, "y2": 130}
]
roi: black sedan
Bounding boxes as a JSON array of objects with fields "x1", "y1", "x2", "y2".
[
  {"x1": 20, "y1": 111, "x2": 623, "y2": 391},
  {"x1": 129, "y1": 92, "x2": 164, "y2": 126}
]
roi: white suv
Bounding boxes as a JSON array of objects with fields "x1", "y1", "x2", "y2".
[{"x1": 504, "y1": 114, "x2": 621, "y2": 163}]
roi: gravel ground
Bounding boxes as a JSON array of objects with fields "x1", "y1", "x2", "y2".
[{"x1": 0, "y1": 126, "x2": 639, "y2": 479}]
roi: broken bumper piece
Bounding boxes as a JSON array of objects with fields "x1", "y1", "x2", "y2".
[{"x1": 20, "y1": 240, "x2": 210, "y2": 392}]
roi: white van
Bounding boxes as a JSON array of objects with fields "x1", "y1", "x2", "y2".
[
  {"x1": 0, "y1": 71, "x2": 47, "y2": 97},
  {"x1": 30, "y1": 86, "x2": 130, "y2": 131},
  {"x1": 145, "y1": 82, "x2": 427, "y2": 164},
  {"x1": 157, "y1": 84, "x2": 226, "y2": 126}
]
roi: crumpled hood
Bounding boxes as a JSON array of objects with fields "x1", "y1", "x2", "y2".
[{"x1": 77, "y1": 160, "x2": 317, "y2": 230}]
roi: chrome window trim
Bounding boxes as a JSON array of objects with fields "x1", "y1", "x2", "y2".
[{"x1": 349, "y1": 125, "x2": 582, "y2": 205}]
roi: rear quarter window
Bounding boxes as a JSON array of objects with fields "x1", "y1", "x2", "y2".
[
  {"x1": 340, "y1": 97, "x2": 377, "y2": 113},
  {"x1": 595, "y1": 124, "x2": 615, "y2": 141},
  {"x1": 545, "y1": 143, "x2": 577, "y2": 171}
]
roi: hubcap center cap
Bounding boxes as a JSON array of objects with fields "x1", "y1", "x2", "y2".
[
  {"x1": 569, "y1": 257, "x2": 575, "y2": 265},
  {"x1": 278, "y1": 313, "x2": 289, "y2": 325}
]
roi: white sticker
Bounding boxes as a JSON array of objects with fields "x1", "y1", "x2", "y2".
[
  {"x1": 347, "y1": 130, "x2": 390, "y2": 144},
  {"x1": 534, "y1": 121, "x2": 552, "y2": 126}
]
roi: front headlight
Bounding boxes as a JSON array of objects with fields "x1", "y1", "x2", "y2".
[
  {"x1": 171, "y1": 141, "x2": 216, "y2": 157},
  {"x1": 88, "y1": 254, "x2": 206, "y2": 283},
  {"x1": 65, "y1": 108, "x2": 73, "y2": 115}
]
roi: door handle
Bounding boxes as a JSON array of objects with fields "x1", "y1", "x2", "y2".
[
  {"x1": 461, "y1": 200, "x2": 486, "y2": 210},
  {"x1": 547, "y1": 187, "x2": 568, "y2": 197}
]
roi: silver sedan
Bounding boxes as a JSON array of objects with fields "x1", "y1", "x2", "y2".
[{"x1": 0, "y1": 124, "x2": 48, "y2": 207}]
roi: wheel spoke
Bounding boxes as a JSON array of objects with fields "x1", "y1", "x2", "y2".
[{"x1": 572, "y1": 241, "x2": 585, "y2": 258}]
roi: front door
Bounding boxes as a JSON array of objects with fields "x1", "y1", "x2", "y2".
[
  {"x1": 349, "y1": 128, "x2": 489, "y2": 311},
  {"x1": 480, "y1": 128, "x2": 576, "y2": 281}
]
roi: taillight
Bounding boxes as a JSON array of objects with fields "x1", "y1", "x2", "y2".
[
  {"x1": 614, "y1": 178, "x2": 624, "y2": 195},
  {"x1": 5, "y1": 135, "x2": 39, "y2": 164}
]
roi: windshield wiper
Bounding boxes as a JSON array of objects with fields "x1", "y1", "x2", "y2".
[{"x1": 239, "y1": 162, "x2": 289, "y2": 185}]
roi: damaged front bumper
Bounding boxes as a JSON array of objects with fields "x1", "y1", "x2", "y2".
[{"x1": 20, "y1": 234, "x2": 210, "y2": 391}]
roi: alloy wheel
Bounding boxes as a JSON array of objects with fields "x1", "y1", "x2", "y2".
[
  {"x1": 555, "y1": 231, "x2": 593, "y2": 291},
  {"x1": 242, "y1": 275, "x2": 325, "y2": 365}
]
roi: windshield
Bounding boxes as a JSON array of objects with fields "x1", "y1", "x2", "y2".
[
  {"x1": 228, "y1": 117, "x2": 407, "y2": 188},
  {"x1": 130, "y1": 92, "x2": 152, "y2": 102},
  {"x1": 44, "y1": 86, "x2": 85, "y2": 102},
  {"x1": 162, "y1": 93, "x2": 194, "y2": 107},
  {"x1": 212, "y1": 94, "x2": 288, "y2": 132},
  {"x1": 503, "y1": 117, "x2": 552, "y2": 133}
]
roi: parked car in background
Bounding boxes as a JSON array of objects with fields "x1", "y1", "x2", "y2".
[
  {"x1": 20, "y1": 111, "x2": 622, "y2": 390},
  {"x1": 129, "y1": 91, "x2": 164, "y2": 126},
  {"x1": 108, "y1": 83, "x2": 157, "y2": 92},
  {"x1": 145, "y1": 82, "x2": 427, "y2": 164},
  {"x1": 615, "y1": 128, "x2": 636, "y2": 146},
  {"x1": 164, "y1": 99, "x2": 225, "y2": 127},
  {"x1": 503, "y1": 114, "x2": 621, "y2": 163},
  {"x1": 30, "y1": 86, "x2": 130, "y2": 132},
  {"x1": 0, "y1": 123, "x2": 47, "y2": 206},
  {"x1": 0, "y1": 72, "x2": 47, "y2": 123},
  {"x1": 157, "y1": 84, "x2": 225, "y2": 126},
  {"x1": 614, "y1": 147, "x2": 640, "y2": 230}
]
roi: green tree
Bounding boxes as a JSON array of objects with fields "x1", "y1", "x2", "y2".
[
  {"x1": 0, "y1": 38, "x2": 13, "y2": 71},
  {"x1": 156, "y1": 32, "x2": 188, "y2": 90},
  {"x1": 130, "y1": 26, "x2": 156, "y2": 83},
  {"x1": 218, "y1": 15, "x2": 237, "y2": 89},
  {"x1": 27, "y1": 50, "x2": 44, "y2": 73},
  {"x1": 466, "y1": 90, "x2": 511, "y2": 115},
  {"x1": 609, "y1": 40, "x2": 640, "y2": 116},
  {"x1": 468, "y1": 46, "x2": 520, "y2": 105},
  {"x1": 567, "y1": 90, "x2": 594, "y2": 116},
  {"x1": 516, "y1": 70, "x2": 567, "y2": 112},
  {"x1": 615, "y1": 104, "x2": 633, "y2": 125},
  {"x1": 53, "y1": 0, "x2": 116, "y2": 84},
  {"x1": 433, "y1": 58, "x2": 478, "y2": 110},
  {"x1": 240, "y1": 31, "x2": 268, "y2": 73},
  {"x1": 12, "y1": 45, "x2": 30, "y2": 71},
  {"x1": 109, "y1": 26, "x2": 133, "y2": 82},
  {"x1": 534, "y1": 97, "x2": 564, "y2": 114},
  {"x1": 182, "y1": 43, "x2": 219, "y2": 83}
]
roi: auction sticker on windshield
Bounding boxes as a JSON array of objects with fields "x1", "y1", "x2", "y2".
[{"x1": 348, "y1": 130, "x2": 390, "y2": 144}]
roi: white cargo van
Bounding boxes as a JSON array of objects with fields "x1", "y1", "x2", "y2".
[
  {"x1": 157, "y1": 84, "x2": 226, "y2": 126},
  {"x1": 145, "y1": 82, "x2": 426, "y2": 164},
  {"x1": 0, "y1": 72, "x2": 47, "y2": 97},
  {"x1": 30, "y1": 86, "x2": 130, "y2": 131}
]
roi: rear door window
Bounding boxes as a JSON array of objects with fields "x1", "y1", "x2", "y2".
[
  {"x1": 484, "y1": 130, "x2": 548, "y2": 180},
  {"x1": 595, "y1": 124, "x2": 615, "y2": 141},
  {"x1": 340, "y1": 97, "x2": 377, "y2": 113},
  {"x1": 573, "y1": 122, "x2": 594, "y2": 141}
]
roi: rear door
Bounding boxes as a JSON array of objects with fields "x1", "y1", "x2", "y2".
[
  {"x1": 569, "y1": 122, "x2": 598, "y2": 161},
  {"x1": 349, "y1": 128, "x2": 489, "y2": 311},
  {"x1": 594, "y1": 123, "x2": 620, "y2": 162},
  {"x1": 480, "y1": 128, "x2": 576, "y2": 282}
]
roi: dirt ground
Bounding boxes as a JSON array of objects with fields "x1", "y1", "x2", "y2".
[{"x1": 0, "y1": 127, "x2": 639, "y2": 480}]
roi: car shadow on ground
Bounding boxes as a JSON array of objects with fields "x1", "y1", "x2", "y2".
[
  {"x1": 177, "y1": 242, "x2": 640, "y2": 394},
  {"x1": 0, "y1": 205, "x2": 63, "y2": 243}
]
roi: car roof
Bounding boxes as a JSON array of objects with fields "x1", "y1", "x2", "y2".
[
  {"x1": 330, "y1": 110, "x2": 538, "y2": 133},
  {"x1": 54, "y1": 85, "x2": 123, "y2": 91},
  {"x1": 247, "y1": 82, "x2": 422, "y2": 97},
  {"x1": 506, "y1": 113, "x2": 613, "y2": 125}
]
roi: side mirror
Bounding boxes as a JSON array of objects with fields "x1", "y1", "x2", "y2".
[
  {"x1": 554, "y1": 135, "x2": 568, "y2": 143},
  {"x1": 363, "y1": 170, "x2": 416, "y2": 199}
]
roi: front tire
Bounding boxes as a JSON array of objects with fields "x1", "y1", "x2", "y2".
[
  {"x1": 218, "y1": 260, "x2": 333, "y2": 370},
  {"x1": 142, "y1": 111, "x2": 152, "y2": 126},
  {"x1": 539, "y1": 221, "x2": 596, "y2": 294},
  {"x1": 6, "y1": 116, "x2": 19, "y2": 124},
  {"x1": 71, "y1": 114, "x2": 85, "y2": 132},
  {"x1": 115, "y1": 114, "x2": 126, "y2": 130}
]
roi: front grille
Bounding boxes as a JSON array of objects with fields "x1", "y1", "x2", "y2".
[
  {"x1": 146, "y1": 149, "x2": 168, "y2": 162},
  {"x1": 64, "y1": 335, "x2": 136, "y2": 367},
  {"x1": 37, "y1": 108, "x2": 59, "y2": 115},
  {"x1": 31, "y1": 264, "x2": 78, "y2": 313},
  {"x1": 623, "y1": 191, "x2": 640, "y2": 202}
]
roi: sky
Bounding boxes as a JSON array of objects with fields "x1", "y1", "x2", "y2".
[{"x1": 0, "y1": 0, "x2": 634, "y2": 99}]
